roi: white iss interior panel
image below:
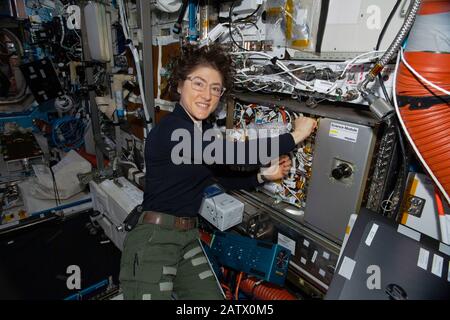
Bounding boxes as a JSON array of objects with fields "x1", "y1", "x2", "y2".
[
  {"x1": 90, "y1": 177, "x2": 143, "y2": 250},
  {"x1": 322, "y1": 0, "x2": 405, "y2": 54}
]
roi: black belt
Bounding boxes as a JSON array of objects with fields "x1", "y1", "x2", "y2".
[{"x1": 142, "y1": 211, "x2": 197, "y2": 231}]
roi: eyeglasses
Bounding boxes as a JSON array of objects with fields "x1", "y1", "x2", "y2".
[{"x1": 185, "y1": 76, "x2": 226, "y2": 97}]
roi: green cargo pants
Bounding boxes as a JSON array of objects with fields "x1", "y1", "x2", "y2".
[{"x1": 119, "y1": 214, "x2": 224, "y2": 300}]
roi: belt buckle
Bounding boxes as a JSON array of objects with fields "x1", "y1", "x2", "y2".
[{"x1": 176, "y1": 217, "x2": 194, "y2": 230}]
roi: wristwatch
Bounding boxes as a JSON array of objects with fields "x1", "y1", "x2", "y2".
[{"x1": 257, "y1": 172, "x2": 269, "y2": 184}]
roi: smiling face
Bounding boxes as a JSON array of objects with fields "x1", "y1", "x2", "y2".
[{"x1": 178, "y1": 65, "x2": 223, "y2": 121}]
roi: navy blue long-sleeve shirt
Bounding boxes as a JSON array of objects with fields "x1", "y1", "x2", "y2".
[{"x1": 142, "y1": 103, "x2": 296, "y2": 217}]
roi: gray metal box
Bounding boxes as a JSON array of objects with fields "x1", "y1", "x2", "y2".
[{"x1": 304, "y1": 118, "x2": 376, "y2": 242}]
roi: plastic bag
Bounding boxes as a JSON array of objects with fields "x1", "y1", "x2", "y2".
[
  {"x1": 265, "y1": 0, "x2": 322, "y2": 52},
  {"x1": 264, "y1": 0, "x2": 287, "y2": 58},
  {"x1": 286, "y1": 0, "x2": 322, "y2": 51}
]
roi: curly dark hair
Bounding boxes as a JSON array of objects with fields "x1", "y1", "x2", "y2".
[{"x1": 169, "y1": 44, "x2": 234, "y2": 98}]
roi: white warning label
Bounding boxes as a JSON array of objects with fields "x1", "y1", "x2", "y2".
[
  {"x1": 278, "y1": 233, "x2": 296, "y2": 255},
  {"x1": 329, "y1": 122, "x2": 359, "y2": 143}
]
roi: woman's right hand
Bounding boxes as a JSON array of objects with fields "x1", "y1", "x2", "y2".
[{"x1": 291, "y1": 116, "x2": 317, "y2": 144}]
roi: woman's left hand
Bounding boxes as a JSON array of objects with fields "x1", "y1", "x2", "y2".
[{"x1": 260, "y1": 155, "x2": 292, "y2": 182}]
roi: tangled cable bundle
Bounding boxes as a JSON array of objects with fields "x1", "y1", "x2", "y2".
[{"x1": 52, "y1": 116, "x2": 86, "y2": 151}]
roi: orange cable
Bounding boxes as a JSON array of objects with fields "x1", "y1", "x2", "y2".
[{"x1": 235, "y1": 272, "x2": 243, "y2": 300}]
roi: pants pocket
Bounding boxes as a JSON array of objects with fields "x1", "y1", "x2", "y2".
[{"x1": 120, "y1": 224, "x2": 160, "y2": 283}]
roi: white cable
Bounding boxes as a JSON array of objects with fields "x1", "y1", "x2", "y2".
[
  {"x1": 72, "y1": 27, "x2": 82, "y2": 45},
  {"x1": 235, "y1": 50, "x2": 383, "y2": 93},
  {"x1": 59, "y1": 16, "x2": 67, "y2": 48},
  {"x1": 267, "y1": 63, "x2": 313, "y2": 75},
  {"x1": 119, "y1": 160, "x2": 138, "y2": 169},
  {"x1": 239, "y1": 109, "x2": 245, "y2": 127},
  {"x1": 233, "y1": 21, "x2": 262, "y2": 44},
  {"x1": 129, "y1": 43, "x2": 152, "y2": 135},
  {"x1": 117, "y1": 0, "x2": 151, "y2": 136},
  {"x1": 339, "y1": 50, "x2": 385, "y2": 78},
  {"x1": 381, "y1": 190, "x2": 395, "y2": 215},
  {"x1": 233, "y1": 50, "x2": 384, "y2": 89},
  {"x1": 123, "y1": 0, "x2": 131, "y2": 37},
  {"x1": 248, "y1": 84, "x2": 269, "y2": 92},
  {"x1": 226, "y1": 23, "x2": 245, "y2": 48},
  {"x1": 234, "y1": 76, "x2": 296, "y2": 89},
  {"x1": 282, "y1": 183, "x2": 302, "y2": 203},
  {"x1": 285, "y1": 110, "x2": 292, "y2": 124},
  {"x1": 230, "y1": 51, "x2": 276, "y2": 60},
  {"x1": 393, "y1": 52, "x2": 450, "y2": 205},
  {"x1": 400, "y1": 47, "x2": 450, "y2": 96},
  {"x1": 275, "y1": 60, "x2": 314, "y2": 89},
  {"x1": 157, "y1": 44, "x2": 162, "y2": 99},
  {"x1": 112, "y1": 156, "x2": 119, "y2": 172},
  {"x1": 235, "y1": 73, "x2": 297, "y2": 87},
  {"x1": 381, "y1": 200, "x2": 393, "y2": 214},
  {"x1": 234, "y1": 25, "x2": 245, "y2": 48},
  {"x1": 117, "y1": 0, "x2": 130, "y2": 39},
  {"x1": 230, "y1": 51, "x2": 314, "y2": 89},
  {"x1": 235, "y1": 102, "x2": 244, "y2": 110},
  {"x1": 235, "y1": 64, "x2": 313, "y2": 82}
]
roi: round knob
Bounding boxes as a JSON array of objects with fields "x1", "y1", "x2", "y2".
[{"x1": 332, "y1": 163, "x2": 353, "y2": 180}]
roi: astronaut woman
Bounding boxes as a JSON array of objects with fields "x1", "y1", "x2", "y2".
[{"x1": 119, "y1": 44, "x2": 316, "y2": 300}]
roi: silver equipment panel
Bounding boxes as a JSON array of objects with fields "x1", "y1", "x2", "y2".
[{"x1": 304, "y1": 118, "x2": 376, "y2": 242}]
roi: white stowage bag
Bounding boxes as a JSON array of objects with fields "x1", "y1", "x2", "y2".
[
  {"x1": 154, "y1": 0, "x2": 182, "y2": 13},
  {"x1": 31, "y1": 150, "x2": 92, "y2": 200}
]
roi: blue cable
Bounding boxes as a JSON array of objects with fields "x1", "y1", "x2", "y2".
[
  {"x1": 51, "y1": 116, "x2": 86, "y2": 152},
  {"x1": 64, "y1": 279, "x2": 109, "y2": 300},
  {"x1": 188, "y1": 0, "x2": 198, "y2": 42}
]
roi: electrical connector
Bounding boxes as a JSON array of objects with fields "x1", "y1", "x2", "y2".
[
  {"x1": 362, "y1": 91, "x2": 394, "y2": 121},
  {"x1": 199, "y1": 23, "x2": 228, "y2": 47}
]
